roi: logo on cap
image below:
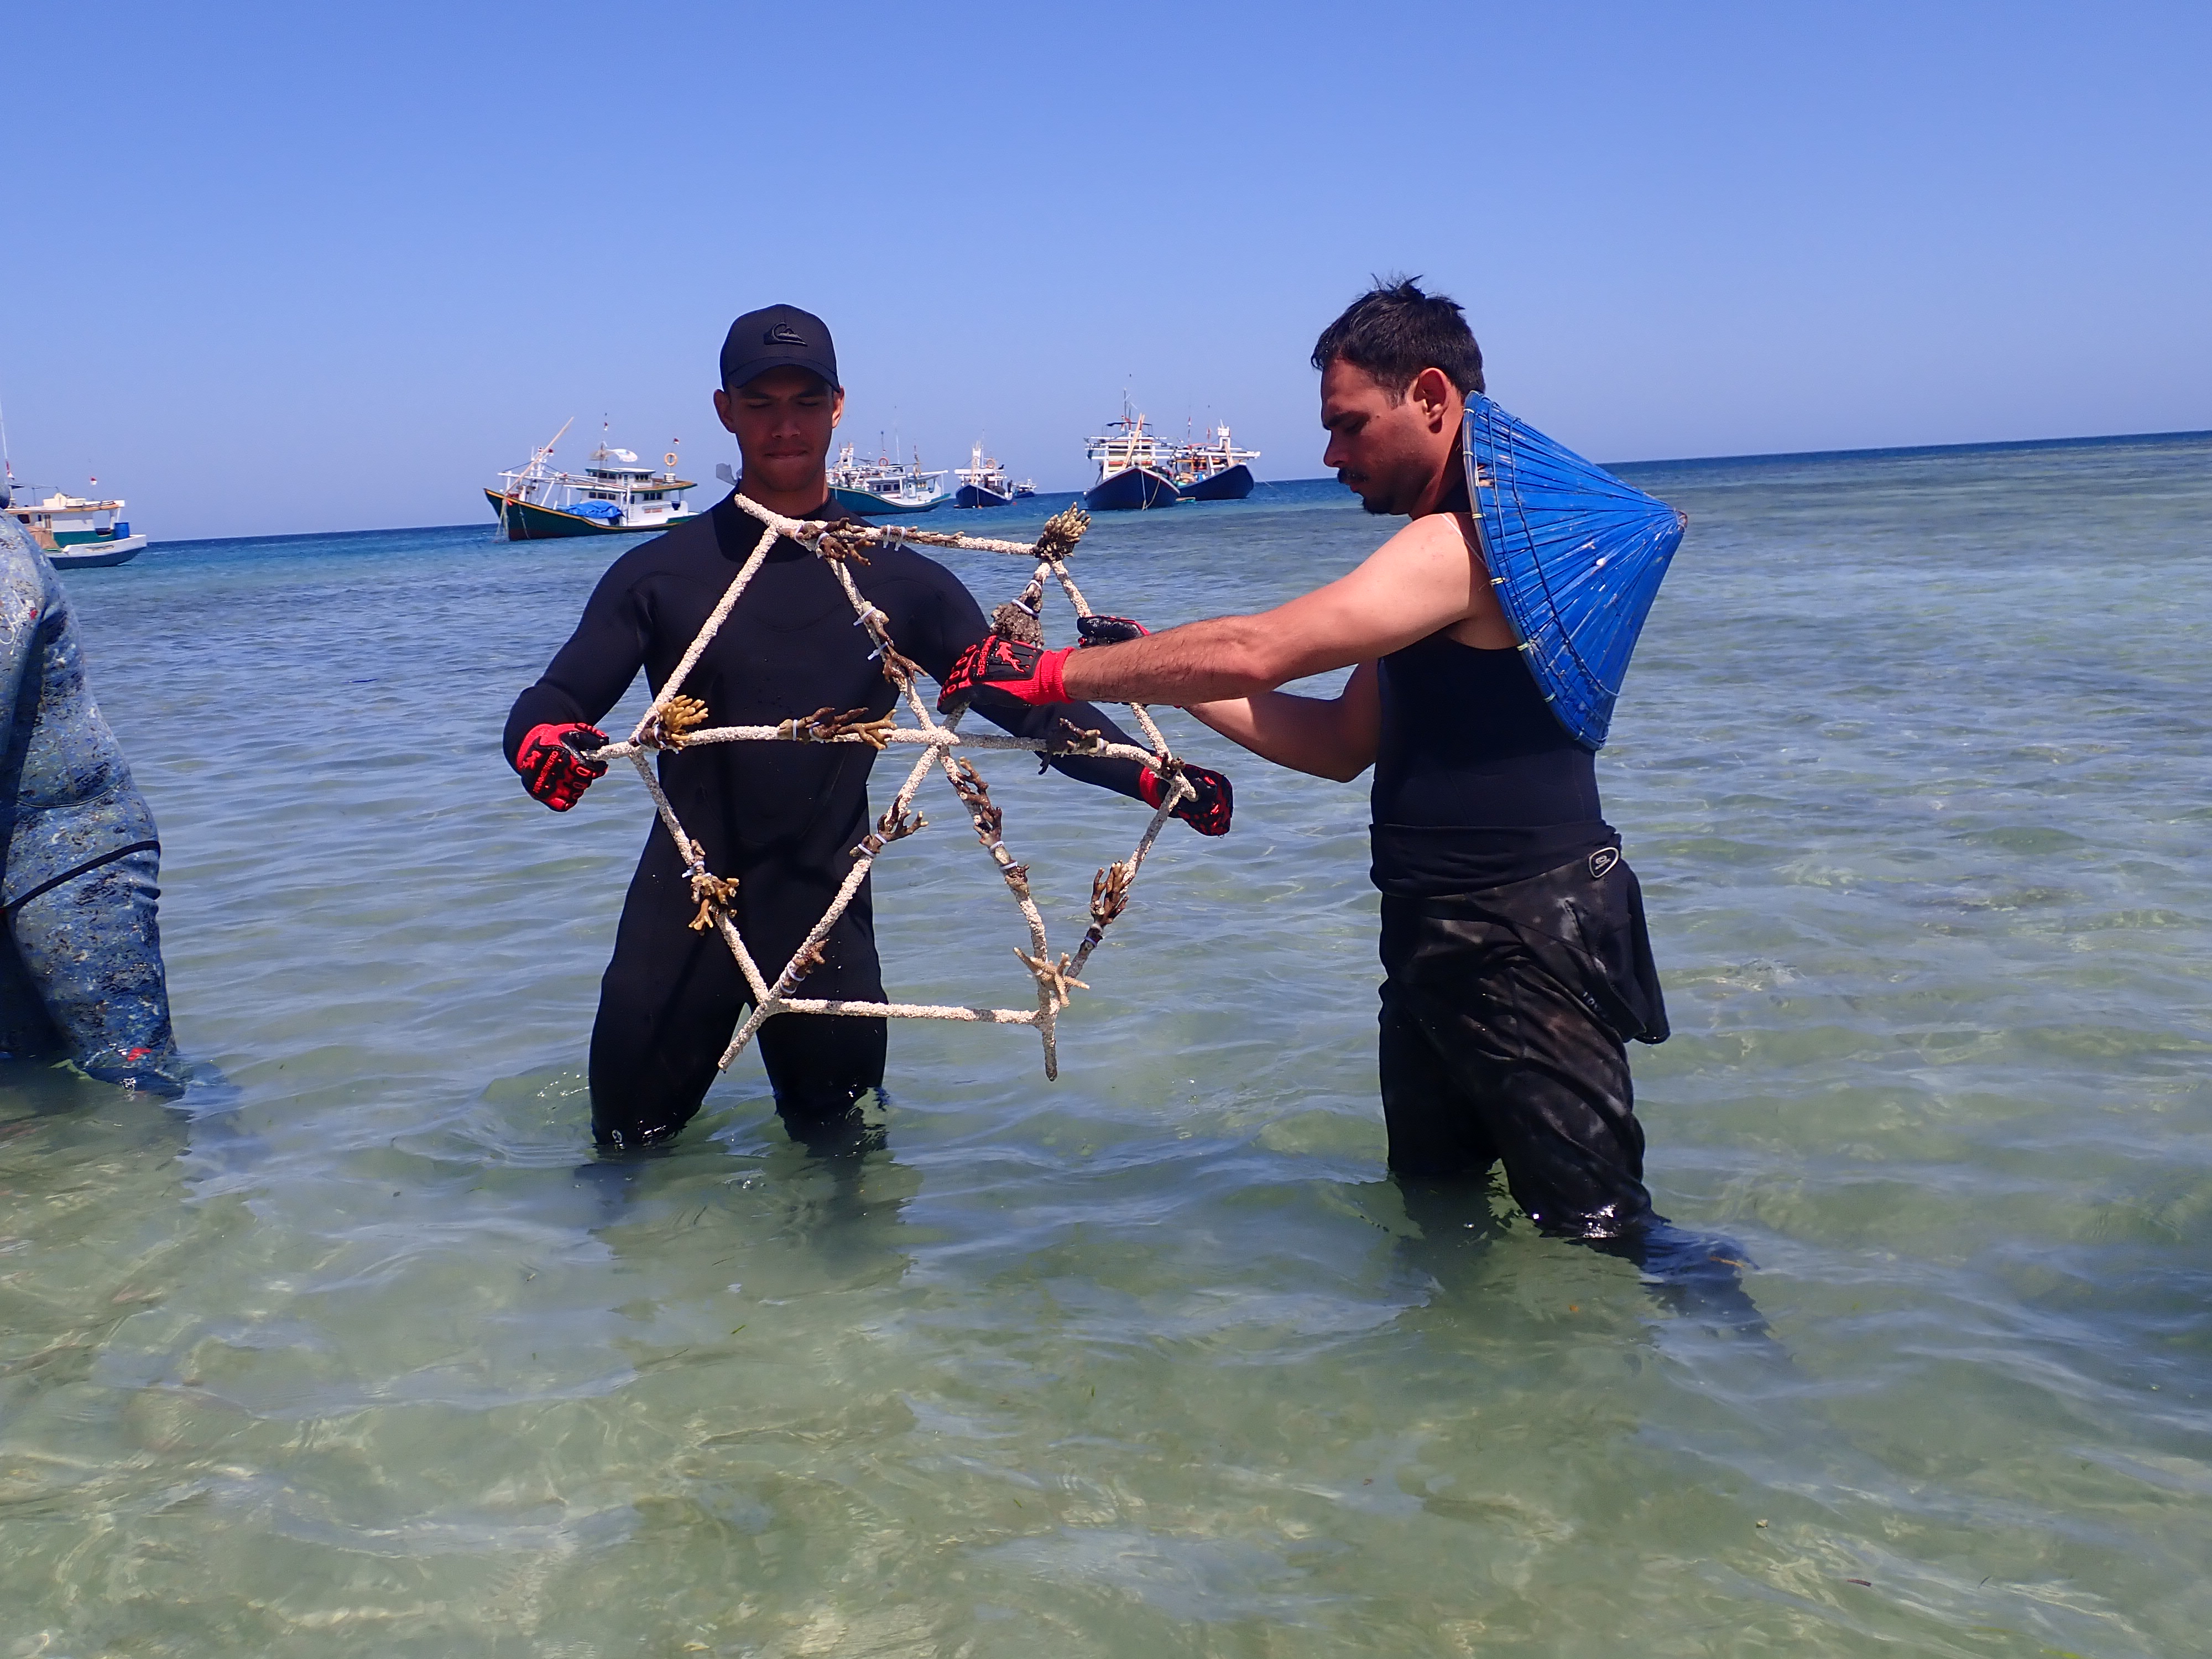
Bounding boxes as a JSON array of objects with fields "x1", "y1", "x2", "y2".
[{"x1": 765, "y1": 322, "x2": 806, "y2": 345}]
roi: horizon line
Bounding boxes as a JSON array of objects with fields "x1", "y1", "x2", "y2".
[{"x1": 139, "y1": 424, "x2": 2211, "y2": 549}]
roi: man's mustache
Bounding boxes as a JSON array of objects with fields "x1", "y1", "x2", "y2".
[{"x1": 1339, "y1": 468, "x2": 1395, "y2": 515}]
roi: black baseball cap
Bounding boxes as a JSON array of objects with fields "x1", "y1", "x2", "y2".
[{"x1": 720, "y1": 304, "x2": 839, "y2": 391}]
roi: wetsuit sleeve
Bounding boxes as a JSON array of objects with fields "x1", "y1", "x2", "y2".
[
  {"x1": 906, "y1": 562, "x2": 1148, "y2": 802},
  {"x1": 502, "y1": 560, "x2": 653, "y2": 765}
]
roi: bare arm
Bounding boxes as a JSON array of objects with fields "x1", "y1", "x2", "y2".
[
  {"x1": 1182, "y1": 661, "x2": 1381, "y2": 782},
  {"x1": 1059, "y1": 511, "x2": 1511, "y2": 705}
]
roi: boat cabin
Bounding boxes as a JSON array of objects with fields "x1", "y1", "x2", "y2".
[{"x1": 5, "y1": 488, "x2": 133, "y2": 551}]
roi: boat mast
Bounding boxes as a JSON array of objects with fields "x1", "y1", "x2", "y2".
[
  {"x1": 526, "y1": 416, "x2": 573, "y2": 497},
  {"x1": 540, "y1": 415, "x2": 573, "y2": 469}
]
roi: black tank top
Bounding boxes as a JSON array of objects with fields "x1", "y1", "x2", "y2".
[{"x1": 1370, "y1": 631, "x2": 1611, "y2": 897}]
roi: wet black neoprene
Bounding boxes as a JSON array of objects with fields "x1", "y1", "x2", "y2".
[
  {"x1": 506, "y1": 491, "x2": 1149, "y2": 1147},
  {"x1": 1367, "y1": 605, "x2": 1668, "y2": 1239}
]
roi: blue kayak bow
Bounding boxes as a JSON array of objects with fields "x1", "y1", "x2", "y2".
[{"x1": 1462, "y1": 395, "x2": 1687, "y2": 751}]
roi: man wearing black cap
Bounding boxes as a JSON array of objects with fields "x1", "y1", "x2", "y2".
[{"x1": 504, "y1": 305, "x2": 1233, "y2": 1153}]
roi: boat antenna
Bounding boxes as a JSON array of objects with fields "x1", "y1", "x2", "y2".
[{"x1": 0, "y1": 392, "x2": 11, "y2": 505}]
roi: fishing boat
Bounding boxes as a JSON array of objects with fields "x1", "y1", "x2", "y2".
[
  {"x1": 951, "y1": 443, "x2": 1036, "y2": 509},
  {"x1": 1172, "y1": 422, "x2": 1260, "y2": 502},
  {"x1": 485, "y1": 420, "x2": 700, "y2": 540},
  {"x1": 0, "y1": 403, "x2": 149, "y2": 567},
  {"x1": 3, "y1": 483, "x2": 148, "y2": 568},
  {"x1": 1082, "y1": 404, "x2": 1179, "y2": 512},
  {"x1": 826, "y1": 443, "x2": 952, "y2": 515}
]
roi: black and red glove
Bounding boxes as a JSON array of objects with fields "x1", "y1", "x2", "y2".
[
  {"x1": 1141, "y1": 763, "x2": 1233, "y2": 837},
  {"x1": 938, "y1": 616, "x2": 1157, "y2": 712},
  {"x1": 937, "y1": 637, "x2": 1073, "y2": 711},
  {"x1": 1076, "y1": 614, "x2": 1150, "y2": 646},
  {"x1": 515, "y1": 721, "x2": 609, "y2": 811}
]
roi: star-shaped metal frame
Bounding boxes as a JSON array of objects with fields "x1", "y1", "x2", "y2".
[{"x1": 591, "y1": 492, "x2": 1194, "y2": 1080}]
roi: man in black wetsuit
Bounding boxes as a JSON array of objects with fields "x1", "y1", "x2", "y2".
[
  {"x1": 505, "y1": 305, "x2": 1231, "y2": 1152},
  {"x1": 940, "y1": 280, "x2": 1674, "y2": 1249}
]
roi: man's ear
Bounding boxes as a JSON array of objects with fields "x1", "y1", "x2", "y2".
[
  {"x1": 1410, "y1": 367, "x2": 1457, "y2": 432},
  {"x1": 713, "y1": 387, "x2": 739, "y2": 435},
  {"x1": 831, "y1": 387, "x2": 846, "y2": 427}
]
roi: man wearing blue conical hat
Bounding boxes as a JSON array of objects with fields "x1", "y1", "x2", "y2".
[{"x1": 942, "y1": 279, "x2": 1689, "y2": 1252}]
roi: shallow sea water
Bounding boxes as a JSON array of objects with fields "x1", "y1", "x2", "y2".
[{"x1": 2, "y1": 436, "x2": 2208, "y2": 1656}]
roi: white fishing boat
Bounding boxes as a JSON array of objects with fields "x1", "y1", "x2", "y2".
[
  {"x1": 486, "y1": 420, "x2": 701, "y2": 540},
  {"x1": 3, "y1": 483, "x2": 148, "y2": 567},
  {"x1": 0, "y1": 403, "x2": 148, "y2": 567},
  {"x1": 952, "y1": 442, "x2": 1036, "y2": 509},
  {"x1": 826, "y1": 442, "x2": 952, "y2": 515}
]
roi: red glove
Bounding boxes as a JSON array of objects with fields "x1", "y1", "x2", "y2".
[
  {"x1": 937, "y1": 637, "x2": 1073, "y2": 711},
  {"x1": 1141, "y1": 763, "x2": 1233, "y2": 836},
  {"x1": 515, "y1": 721, "x2": 608, "y2": 811}
]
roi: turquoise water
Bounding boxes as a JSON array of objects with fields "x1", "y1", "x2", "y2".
[{"x1": 3, "y1": 436, "x2": 2208, "y2": 1655}]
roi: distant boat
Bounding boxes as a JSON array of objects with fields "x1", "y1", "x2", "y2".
[
  {"x1": 3, "y1": 483, "x2": 148, "y2": 567},
  {"x1": 1172, "y1": 423, "x2": 1259, "y2": 502},
  {"x1": 952, "y1": 443, "x2": 1036, "y2": 509},
  {"x1": 1082, "y1": 404, "x2": 1179, "y2": 511},
  {"x1": 826, "y1": 442, "x2": 952, "y2": 515},
  {"x1": 486, "y1": 420, "x2": 701, "y2": 540}
]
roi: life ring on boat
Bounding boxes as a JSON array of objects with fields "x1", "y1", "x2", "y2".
[{"x1": 663, "y1": 452, "x2": 680, "y2": 470}]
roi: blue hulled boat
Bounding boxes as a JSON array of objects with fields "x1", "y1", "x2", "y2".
[
  {"x1": 1173, "y1": 423, "x2": 1259, "y2": 502},
  {"x1": 1082, "y1": 407, "x2": 1179, "y2": 512},
  {"x1": 952, "y1": 443, "x2": 1036, "y2": 508}
]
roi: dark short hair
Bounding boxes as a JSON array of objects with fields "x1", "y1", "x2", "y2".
[{"x1": 1311, "y1": 276, "x2": 1485, "y2": 401}]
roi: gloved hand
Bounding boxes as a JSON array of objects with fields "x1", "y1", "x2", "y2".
[
  {"x1": 939, "y1": 616, "x2": 1158, "y2": 711},
  {"x1": 1077, "y1": 614, "x2": 1150, "y2": 646},
  {"x1": 937, "y1": 637, "x2": 1073, "y2": 711},
  {"x1": 515, "y1": 721, "x2": 609, "y2": 811},
  {"x1": 1141, "y1": 763, "x2": 1233, "y2": 836}
]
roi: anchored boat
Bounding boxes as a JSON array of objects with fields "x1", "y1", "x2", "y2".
[
  {"x1": 952, "y1": 443, "x2": 1036, "y2": 509},
  {"x1": 1082, "y1": 405, "x2": 1179, "y2": 511},
  {"x1": 826, "y1": 443, "x2": 952, "y2": 515},
  {"x1": 0, "y1": 409, "x2": 147, "y2": 565},
  {"x1": 1172, "y1": 423, "x2": 1259, "y2": 502},
  {"x1": 3, "y1": 483, "x2": 148, "y2": 568},
  {"x1": 486, "y1": 421, "x2": 700, "y2": 540}
]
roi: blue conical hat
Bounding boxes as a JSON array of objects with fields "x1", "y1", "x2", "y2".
[{"x1": 1463, "y1": 395, "x2": 1687, "y2": 751}]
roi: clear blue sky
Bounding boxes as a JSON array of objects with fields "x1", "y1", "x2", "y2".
[{"x1": 7, "y1": 2, "x2": 2207, "y2": 539}]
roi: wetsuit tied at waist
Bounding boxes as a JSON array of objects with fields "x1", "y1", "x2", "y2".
[{"x1": 1364, "y1": 624, "x2": 1669, "y2": 1240}]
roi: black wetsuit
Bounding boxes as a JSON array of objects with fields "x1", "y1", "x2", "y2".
[
  {"x1": 1369, "y1": 527, "x2": 1670, "y2": 1239},
  {"x1": 506, "y1": 491, "x2": 1147, "y2": 1148}
]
